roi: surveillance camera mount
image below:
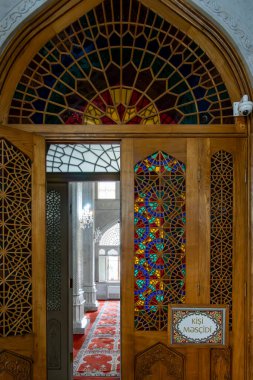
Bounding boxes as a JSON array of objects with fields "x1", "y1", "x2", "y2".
[{"x1": 233, "y1": 95, "x2": 253, "y2": 117}]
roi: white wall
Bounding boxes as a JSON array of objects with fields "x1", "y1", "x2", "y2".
[{"x1": 0, "y1": 0, "x2": 252, "y2": 80}]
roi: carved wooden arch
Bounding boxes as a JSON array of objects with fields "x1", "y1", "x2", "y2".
[
  {"x1": 0, "y1": 0, "x2": 251, "y2": 121},
  {"x1": 0, "y1": 350, "x2": 32, "y2": 380},
  {"x1": 135, "y1": 342, "x2": 185, "y2": 380}
]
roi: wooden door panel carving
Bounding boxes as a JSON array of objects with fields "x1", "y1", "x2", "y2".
[
  {"x1": 135, "y1": 343, "x2": 184, "y2": 380},
  {"x1": 210, "y1": 348, "x2": 231, "y2": 380},
  {"x1": 0, "y1": 350, "x2": 32, "y2": 380}
]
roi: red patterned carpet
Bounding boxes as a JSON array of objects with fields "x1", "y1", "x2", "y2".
[{"x1": 73, "y1": 301, "x2": 120, "y2": 379}]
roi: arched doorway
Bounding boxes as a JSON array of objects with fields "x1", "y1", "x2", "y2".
[{"x1": 0, "y1": 0, "x2": 251, "y2": 379}]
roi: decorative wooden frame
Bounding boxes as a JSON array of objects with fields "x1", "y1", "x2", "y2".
[
  {"x1": 0, "y1": 0, "x2": 251, "y2": 379},
  {"x1": 168, "y1": 304, "x2": 229, "y2": 348}
]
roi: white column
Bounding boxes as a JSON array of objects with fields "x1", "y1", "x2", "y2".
[
  {"x1": 81, "y1": 182, "x2": 98, "y2": 311},
  {"x1": 71, "y1": 183, "x2": 89, "y2": 334}
]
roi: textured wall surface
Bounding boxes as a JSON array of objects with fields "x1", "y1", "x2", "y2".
[
  {"x1": 189, "y1": 0, "x2": 253, "y2": 80},
  {"x1": 0, "y1": 0, "x2": 252, "y2": 81}
]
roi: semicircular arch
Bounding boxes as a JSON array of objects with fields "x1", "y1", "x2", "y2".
[{"x1": 0, "y1": 0, "x2": 251, "y2": 125}]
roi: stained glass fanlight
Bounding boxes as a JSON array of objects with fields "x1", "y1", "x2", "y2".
[
  {"x1": 134, "y1": 151, "x2": 186, "y2": 331},
  {"x1": 9, "y1": 0, "x2": 233, "y2": 125}
]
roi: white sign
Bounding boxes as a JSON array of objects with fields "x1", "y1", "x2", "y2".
[{"x1": 168, "y1": 305, "x2": 228, "y2": 346}]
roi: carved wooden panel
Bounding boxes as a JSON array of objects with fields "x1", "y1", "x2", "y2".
[
  {"x1": 135, "y1": 342, "x2": 185, "y2": 380},
  {"x1": 210, "y1": 348, "x2": 231, "y2": 380},
  {"x1": 210, "y1": 150, "x2": 233, "y2": 328},
  {"x1": 0, "y1": 138, "x2": 32, "y2": 337},
  {"x1": 0, "y1": 350, "x2": 32, "y2": 380}
]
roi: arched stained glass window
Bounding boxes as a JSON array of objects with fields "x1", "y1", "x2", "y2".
[
  {"x1": 46, "y1": 144, "x2": 120, "y2": 172},
  {"x1": 134, "y1": 151, "x2": 186, "y2": 331},
  {"x1": 9, "y1": 0, "x2": 233, "y2": 125}
]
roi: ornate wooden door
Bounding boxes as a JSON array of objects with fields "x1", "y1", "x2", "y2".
[
  {"x1": 121, "y1": 137, "x2": 246, "y2": 380},
  {"x1": 0, "y1": 126, "x2": 46, "y2": 380}
]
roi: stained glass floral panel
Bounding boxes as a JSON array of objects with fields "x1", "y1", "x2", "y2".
[{"x1": 134, "y1": 151, "x2": 186, "y2": 331}]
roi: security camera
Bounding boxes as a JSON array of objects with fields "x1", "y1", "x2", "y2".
[{"x1": 233, "y1": 95, "x2": 253, "y2": 117}]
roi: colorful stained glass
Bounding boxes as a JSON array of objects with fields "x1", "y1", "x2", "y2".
[
  {"x1": 134, "y1": 151, "x2": 186, "y2": 331},
  {"x1": 8, "y1": 0, "x2": 233, "y2": 125}
]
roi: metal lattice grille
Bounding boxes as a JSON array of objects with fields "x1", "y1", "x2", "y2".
[
  {"x1": 46, "y1": 190, "x2": 62, "y2": 311},
  {"x1": 9, "y1": 0, "x2": 233, "y2": 125}
]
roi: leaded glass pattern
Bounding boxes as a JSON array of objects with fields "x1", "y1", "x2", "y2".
[
  {"x1": 210, "y1": 150, "x2": 233, "y2": 328},
  {"x1": 9, "y1": 0, "x2": 233, "y2": 125},
  {"x1": 47, "y1": 144, "x2": 120, "y2": 172},
  {"x1": 0, "y1": 139, "x2": 32, "y2": 336},
  {"x1": 46, "y1": 190, "x2": 62, "y2": 311},
  {"x1": 99, "y1": 223, "x2": 120, "y2": 246},
  {"x1": 134, "y1": 151, "x2": 186, "y2": 331}
]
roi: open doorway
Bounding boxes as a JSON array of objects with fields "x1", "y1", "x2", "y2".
[
  {"x1": 46, "y1": 144, "x2": 121, "y2": 380},
  {"x1": 72, "y1": 180, "x2": 120, "y2": 379}
]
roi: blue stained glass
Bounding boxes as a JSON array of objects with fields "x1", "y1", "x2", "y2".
[
  {"x1": 198, "y1": 99, "x2": 210, "y2": 111},
  {"x1": 33, "y1": 100, "x2": 46, "y2": 111},
  {"x1": 44, "y1": 75, "x2": 56, "y2": 87},
  {"x1": 71, "y1": 46, "x2": 84, "y2": 59},
  {"x1": 31, "y1": 113, "x2": 43, "y2": 123},
  {"x1": 193, "y1": 87, "x2": 206, "y2": 99},
  {"x1": 51, "y1": 64, "x2": 65, "y2": 77},
  {"x1": 37, "y1": 87, "x2": 50, "y2": 99}
]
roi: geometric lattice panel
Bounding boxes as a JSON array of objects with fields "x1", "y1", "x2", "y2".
[
  {"x1": 210, "y1": 150, "x2": 233, "y2": 329},
  {"x1": 46, "y1": 144, "x2": 120, "y2": 172},
  {"x1": 46, "y1": 190, "x2": 62, "y2": 311},
  {"x1": 0, "y1": 139, "x2": 32, "y2": 337},
  {"x1": 8, "y1": 0, "x2": 233, "y2": 125},
  {"x1": 134, "y1": 151, "x2": 186, "y2": 331}
]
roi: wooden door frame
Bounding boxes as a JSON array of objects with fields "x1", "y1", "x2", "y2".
[
  {"x1": 0, "y1": 0, "x2": 251, "y2": 378},
  {"x1": 0, "y1": 124, "x2": 250, "y2": 379},
  {"x1": 18, "y1": 127, "x2": 251, "y2": 380}
]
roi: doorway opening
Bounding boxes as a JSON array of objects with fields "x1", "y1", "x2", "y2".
[
  {"x1": 72, "y1": 180, "x2": 120, "y2": 379},
  {"x1": 46, "y1": 143, "x2": 121, "y2": 380}
]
